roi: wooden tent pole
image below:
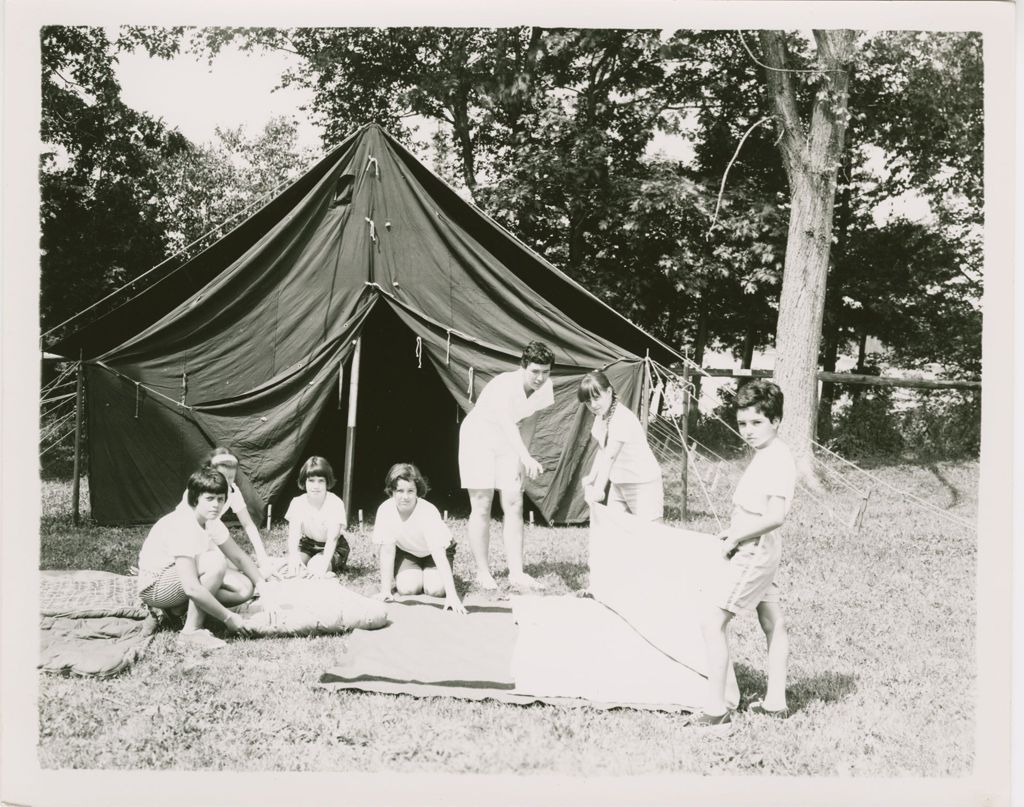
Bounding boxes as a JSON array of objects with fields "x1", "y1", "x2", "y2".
[
  {"x1": 71, "y1": 351, "x2": 85, "y2": 526},
  {"x1": 341, "y1": 338, "x2": 362, "y2": 527}
]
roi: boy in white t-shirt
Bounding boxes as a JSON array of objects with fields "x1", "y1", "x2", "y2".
[
  {"x1": 372, "y1": 463, "x2": 465, "y2": 614},
  {"x1": 138, "y1": 467, "x2": 264, "y2": 651},
  {"x1": 286, "y1": 456, "x2": 349, "y2": 578},
  {"x1": 692, "y1": 380, "x2": 797, "y2": 733},
  {"x1": 458, "y1": 341, "x2": 555, "y2": 591}
]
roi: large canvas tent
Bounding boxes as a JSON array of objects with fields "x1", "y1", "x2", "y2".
[{"x1": 49, "y1": 124, "x2": 681, "y2": 526}]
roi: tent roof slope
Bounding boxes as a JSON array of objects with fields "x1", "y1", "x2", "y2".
[{"x1": 50, "y1": 123, "x2": 682, "y2": 372}]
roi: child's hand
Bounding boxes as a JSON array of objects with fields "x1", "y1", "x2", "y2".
[
  {"x1": 224, "y1": 613, "x2": 255, "y2": 637},
  {"x1": 444, "y1": 595, "x2": 468, "y2": 615},
  {"x1": 522, "y1": 456, "x2": 543, "y2": 480},
  {"x1": 718, "y1": 531, "x2": 740, "y2": 559}
]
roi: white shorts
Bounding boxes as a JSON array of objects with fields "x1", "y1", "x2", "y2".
[
  {"x1": 715, "y1": 530, "x2": 782, "y2": 614},
  {"x1": 458, "y1": 418, "x2": 523, "y2": 491},
  {"x1": 608, "y1": 477, "x2": 664, "y2": 521}
]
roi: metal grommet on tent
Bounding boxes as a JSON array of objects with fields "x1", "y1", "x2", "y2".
[
  {"x1": 415, "y1": 336, "x2": 423, "y2": 369},
  {"x1": 467, "y1": 367, "x2": 475, "y2": 403}
]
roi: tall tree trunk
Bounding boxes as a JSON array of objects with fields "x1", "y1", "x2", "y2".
[{"x1": 759, "y1": 29, "x2": 857, "y2": 477}]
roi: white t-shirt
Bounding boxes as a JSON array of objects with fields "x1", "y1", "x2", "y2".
[
  {"x1": 590, "y1": 403, "x2": 662, "y2": 484},
  {"x1": 137, "y1": 503, "x2": 228, "y2": 592},
  {"x1": 285, "y1": 491, "x2": 346, "y2": 543},
  {"x1": 372, "y1": 498, "x2": 451, "y2": 558},
  {"x1": 732, "y1": 438, "x2": 797, "y2": 518},
  {"x1": 463, "y1": 369, "x2": 555, "y2": 449}
]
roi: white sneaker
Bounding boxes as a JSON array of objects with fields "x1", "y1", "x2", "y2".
[{"x1": 178, "y1": 628, "x2": 228, "y2": 651}]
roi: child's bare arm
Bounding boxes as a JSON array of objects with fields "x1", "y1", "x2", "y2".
[
  {"x1": 219, "y1": 536, "x2": 265, "y2": 591},
  {"x1": 377, "y1": 544, "x2": 396, "y2": 599},
  {"x1": 286, "y1": 520, "x2": 302, "y2": 573},
  {"x1": 235, "y1": 505, "x2": 270, "y2": 564},
  {"x1": 718, "y1": 496, "x2": 788, "y2": 556},
  {"x1": 317, "y1": 522, "x2": 343, "y2": 577}
]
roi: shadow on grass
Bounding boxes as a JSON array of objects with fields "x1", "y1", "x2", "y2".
[
  {"x1": 735, "y1": 663, "x2": 857, "y2": 714},
  {"x1": 525, "y1": 560, "x2": 589, "y2": 591}
]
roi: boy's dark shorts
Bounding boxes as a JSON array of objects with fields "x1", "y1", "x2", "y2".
[
  {"x1": 299, "y1": 535, "x2": 350, "y2": 573},
  {"x1": 393, "y1": 542, "x2": 457, "y2": 577}
]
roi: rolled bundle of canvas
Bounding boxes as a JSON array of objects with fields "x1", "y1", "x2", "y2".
[{"x1": 235, "y1": 578, "x2": 388, "y2": 636}]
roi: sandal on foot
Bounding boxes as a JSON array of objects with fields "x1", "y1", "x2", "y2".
[
  {"x1": 688, "y1": 710, "x2": 733, "y2": 735},
  {"x1": 748, "y1": 701, "x2": 790, "y2": 719}
]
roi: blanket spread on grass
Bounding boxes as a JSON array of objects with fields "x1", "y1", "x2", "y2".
[
  {"x1": 321, "y1": 505, "x2": 738, "y2": 712},
  {"x1": 39, "y1": 570, "x2": 153, "y2": 678},
  {"x1": 320, "y1": 598, "x2": 689, "y2": 711}
]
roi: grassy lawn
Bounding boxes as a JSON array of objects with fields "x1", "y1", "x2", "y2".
[{"x1": 37, "y1": 459, "x2": 977, "y2": 775}]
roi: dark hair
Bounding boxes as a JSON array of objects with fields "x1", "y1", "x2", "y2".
[
  {"x1": 520, "y1": 340, "x2": 554, "y2": 368},
  {"x1": 735, "y1": 380, "x2": 784, "y2": 422},
  {"x1": 203, "y1": 446, "x2": 238, "y2": 468},
  {"x1": 298, "y1": 456, "x2": 336, "y2": 490},
  {"x1": 577, "y1": 370, "x2": 616, "y2": 404},
  {"x1": 384, "y1": 462, "x2": 429, "y2": 497},
  {"x1": 186, "y1": 467, "x2": 229, "y2": 507}
]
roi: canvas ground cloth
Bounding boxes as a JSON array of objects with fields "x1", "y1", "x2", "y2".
[{"x1": 321, "y1": 504, "x2": 738, "y2": 711}]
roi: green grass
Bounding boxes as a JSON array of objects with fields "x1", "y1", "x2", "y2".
[{"x1": 38, "y1": 460, "x2": 977, "y2": 775}]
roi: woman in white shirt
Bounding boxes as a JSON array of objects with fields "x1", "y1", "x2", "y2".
[
  {"x1": 373, "y1": 463, "x2": 466, "y2": 614},
  {"x1": 578, "y1": 370, "x2": 664, "y2": 522}
]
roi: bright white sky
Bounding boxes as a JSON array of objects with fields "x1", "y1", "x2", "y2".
[
  {"x1": 115, "y1": 42, "x2": 326, "y2": 154},
  {"x1": 113, "y1": 37, "x2": 696, "y2": 164}
]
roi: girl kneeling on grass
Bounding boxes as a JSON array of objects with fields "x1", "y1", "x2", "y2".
[
  {"x1": 286, "y1": 456, "x2": 350, "y2": 578},
  {"x1": 373, "y1": 463, "x2": 466, "y2": 614},
  {"x1": 138, "y1": 467, "x2": 262, "y2": 651},
  {"x1": 578, "y1": 370, "x2": 664, "y2": 522},
  {"x1": 188, "y1": 446, "x2": 275, "y2": 579}
]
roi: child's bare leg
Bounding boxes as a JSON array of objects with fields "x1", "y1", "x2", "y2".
[
  {"x1": 421, "y1": 566, "x2": 446, "y2": 598},
  {"x1": 700, "y1": 605, "x2": 734, "y2": 715},
  {"x1": 500, "y1": 487, "x2": 542, "y2": 588},
  {"x1": 183, "y1": 550, "x2": 228, "y2": 632},
  {"x1": 756, "y1": 601, "x2": 789, "y2": 711},
  {"x1": 395, "y1": 557, "x2": 425, "y2": 596},
  {"x1": 216, "y1": 569, "x2": 254, "y2": 606},
  {"x1": 467, "y1": 489, "x2": 497, "y2": 589}
]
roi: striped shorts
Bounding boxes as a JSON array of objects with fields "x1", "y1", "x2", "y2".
[{"x1": 139, "y1": 564, "x2": 188, "y2": 609}]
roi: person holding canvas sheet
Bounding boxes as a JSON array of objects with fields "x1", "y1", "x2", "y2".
[
  {"x1": 693, "y1": 380, "x2": 796, "y2": 733},
  {"x1": 577, "y1": 370, "x2": 664, "y2": 522}
]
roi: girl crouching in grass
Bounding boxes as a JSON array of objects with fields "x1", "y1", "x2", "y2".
[{"x1": 373, "y1": 463, "x2": 466, "y2": 614}]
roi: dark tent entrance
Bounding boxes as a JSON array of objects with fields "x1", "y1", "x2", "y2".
[{"x1": 300, "y1": 300, "x2": 468, "y2": 522}]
